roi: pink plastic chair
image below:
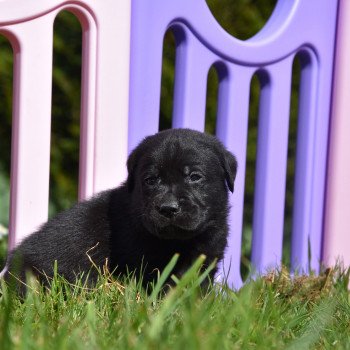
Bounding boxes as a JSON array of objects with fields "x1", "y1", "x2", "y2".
[
  {"x1": 0, "y1": 0, "x2": 131, "y2": 250},
  {"x1": 323, "y1": 0, "x2": 350, "y2": 270}
]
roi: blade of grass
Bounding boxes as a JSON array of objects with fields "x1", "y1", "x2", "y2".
[
  {"x1": 147, "y1": 255, "x2": 214, "y2": 340},
  {"x1": 149, "y1": 253, "x2": 179, "y2": 303}
]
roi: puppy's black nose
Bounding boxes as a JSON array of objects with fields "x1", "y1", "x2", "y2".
[{"x1": 158, "y1": 200, "x2": 180, "y2": 218}]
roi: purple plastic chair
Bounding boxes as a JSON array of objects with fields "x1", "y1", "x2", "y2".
[{"x1": 129, "y1": 0, "x2": 339, "y2": 288}]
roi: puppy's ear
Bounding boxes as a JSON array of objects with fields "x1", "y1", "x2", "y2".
[
  {"x1": 222, "y1": 150, "x2": 237, "y2": 193},
  {"x1": 126, "y1": 148, "x2": 138, "y2": 192}
]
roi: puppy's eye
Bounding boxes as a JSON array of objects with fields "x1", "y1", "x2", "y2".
[
  {"x1": 189, "y1": 173, "x2": 202, "y2": 182},
  {"x1": 144, "y1": 176, "x2": 158, "y2": 186}
]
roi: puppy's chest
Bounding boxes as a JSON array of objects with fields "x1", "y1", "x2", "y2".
[{"x1": 110, "y1": 230, "x2": 196, "y2": 272}]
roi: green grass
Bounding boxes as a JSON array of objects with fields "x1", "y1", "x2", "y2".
[{"x1": 1, "y1": 247, "x2": 350, "y2": 350}]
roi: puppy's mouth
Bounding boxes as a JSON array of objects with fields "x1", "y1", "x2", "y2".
[{"x1": 143, "y1": 205, "x2": 206, "y2": 240}]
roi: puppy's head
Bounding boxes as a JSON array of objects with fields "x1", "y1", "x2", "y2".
[{"x1": 127, "y1": 129, "x2": 237, "y2": 240}]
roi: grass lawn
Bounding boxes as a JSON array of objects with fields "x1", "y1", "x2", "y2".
[{"x1": 0, "y1": 246, "x2": 349, "y2": 349}]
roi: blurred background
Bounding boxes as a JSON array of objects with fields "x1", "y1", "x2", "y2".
[{"x1": 1, "y1": 0, "x2": 300, "y2": 278}]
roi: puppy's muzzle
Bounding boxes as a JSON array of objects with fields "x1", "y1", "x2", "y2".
[{"x1": 156, "y1": 196, "x2": 180, "y2": 219}]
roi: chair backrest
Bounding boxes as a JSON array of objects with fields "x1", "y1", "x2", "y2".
[
  {"x1": 0, "y1": 0, "x2": 131, "y2": 249},
  {"x1": 128, "y1": 0, "x2": 338, "y2": 288}
]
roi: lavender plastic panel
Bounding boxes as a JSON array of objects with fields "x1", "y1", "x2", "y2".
[
  {"x1": 290, "y1": 50, "x2": 318, "y2": 273},
  {"x1": 128, "y1": 0, "x2": 167, "y2": 151},
  {"x1": 251, "y1": 60, "x2": 293, "y2": 272},
  {"x1": 173, "y1": 24, "x2": 216, "y2": 131},
  {"x1": 308, "y1": 39, "x2": 339, "y2": 272},
  {"x1": 129, "y1": 0, "x2": 339, "y2": 288},
  {"x1": 216, "y1": 66, "x2": 253, "y2": 288},
  {"x1": 171, "y1": 24, "x2": 214, "y2": 131}
]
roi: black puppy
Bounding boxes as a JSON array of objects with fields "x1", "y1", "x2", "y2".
[{"x1": 5, "y1": 129, "x2": 237, "y2": 291}]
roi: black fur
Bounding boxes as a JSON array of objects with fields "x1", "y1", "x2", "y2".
[{"x1": 5, "y1": 129, "x2": 237, "y2": 291}]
